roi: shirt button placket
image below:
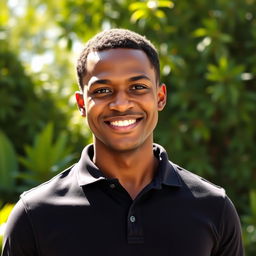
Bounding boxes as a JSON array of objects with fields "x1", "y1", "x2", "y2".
[
  {"x1": 129, "y1": 215, "x2": 136, "y2": 223},
  {"x1": 127, "y1": 204, "x2": 144, "y2": 244},
  {"x1": 109, "y1": 183, "x2": 116, "y2": 189}
]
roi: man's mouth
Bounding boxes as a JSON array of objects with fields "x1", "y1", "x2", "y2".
[
  {"x1": 110, "y1": 119, "x2": 136, "y2": 127},
  {"x1": 104, "y1": 117, "x2": 143, "y2": 129}
]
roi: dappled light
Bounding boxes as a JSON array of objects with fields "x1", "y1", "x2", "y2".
[{"x1": 0, "y1": 0, "x2": 256, "y2": 254}]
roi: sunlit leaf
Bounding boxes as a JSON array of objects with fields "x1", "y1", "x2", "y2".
[
  {"x1": 219, "y1": 56, "x2": 228, "y2": 70},
  {"x1": 0, "y1": 204, "x2": 15, "y2": 224},
  {"x1": 155, "y1": 9, "x2": 165, "y2": 18},
  {"x1": 0, "y1": 0, "x2": 9, "y2": 26},
  {"x1": 130, "y1": 9, "x2": 147, "y2": 22},
  {"x1": 157, "y1": 0, "x2": 174, "y2": 8},
  {"x1": 193, "y1": 28, "x2": 208, "y2": 37},
  {"x1": 129, "y1": 2, "x2": 147, "y2": 11}
]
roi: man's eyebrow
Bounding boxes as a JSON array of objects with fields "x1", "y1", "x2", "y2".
[
  {"x1": 128, "y1": 75, "x2": 151, "y2": 82},
  {"x1": 88, "y1": 75, "x2": 151, "y2": 87},
  {"x1": 89, "y1": 79, "x2": 111, "y2": 86}
]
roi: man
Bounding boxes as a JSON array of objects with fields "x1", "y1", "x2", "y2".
[{"x1": 2, "y1": 29, "x2": 244, "y2": 255}]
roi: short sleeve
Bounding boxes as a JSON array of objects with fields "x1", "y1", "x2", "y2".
[
  {"x1": 214, "y1": 196, "x2": 244, "y2": 256},
  {"x1": 1, "y1": 199, "x2": 38, "y2": 256}
]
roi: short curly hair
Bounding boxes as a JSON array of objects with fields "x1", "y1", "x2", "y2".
[{"x1": 76, "y1": 28, "x2": 160, "y2": 91}]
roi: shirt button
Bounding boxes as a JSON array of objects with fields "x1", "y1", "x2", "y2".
[
  {"x1": 129, "y1": 216, "x2": 136, "y2": 223},
  {"x1": 109, "y1": 183, "x2": 115, "y2": 189}
]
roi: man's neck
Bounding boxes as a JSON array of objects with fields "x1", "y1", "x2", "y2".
[{"x1": 93, "y1": 140, "x2": 158, "y2": 199}]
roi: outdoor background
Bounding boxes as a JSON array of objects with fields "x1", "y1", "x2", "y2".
[{"x1": 0, "y1": 0, "x2": 255, "y2": 254}]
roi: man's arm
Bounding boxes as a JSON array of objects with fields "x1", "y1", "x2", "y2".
[
  {"x1": 1, "y1": 200, "x2": 38, "y2": 256},
  {"x1": 214, "y1": 196, "x2": 244, "y2": 256}
]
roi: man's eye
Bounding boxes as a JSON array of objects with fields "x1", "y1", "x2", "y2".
[
  {"x1": 93, "y1": 88, "x2": 112, "y2": 94},
  {"x1": 131, "y1": 84, "x2": 147, "y2": 90}
]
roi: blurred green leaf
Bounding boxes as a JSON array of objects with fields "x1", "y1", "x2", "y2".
[
  {"x1": 1, "y1": 0, "x2": 256, "y2": 253},
  {"x1": 157, "y1": 1, "x2": 174, "y2": 8},
  {"x1": 155, "y1": 9, "x2": 165, "y2": 18},
  {"x1": 0, "y1": 0, "x2": 9, "y2": 26},
  {"x1": 129, "y1": 2, "x2": 147, "y2": 11},
  {"x1": 193, "y1": 28, "x2": 208, "y2": 37},
  {"x1": 18, "y1": 123, "x2": 76, "y2": 186},
  {"x1": 0, "y1": 203, "x2": 15, "y2": 252},
  {"x1": 131, "y1": 9, "x2": 147, "y2": 22},
  {"x1": 0, "y1": 131, "x2": 17, "y2": 193},
  {"x1": 0, "y1": 204, "x2": 14, "y2": 224},
  {"x1": 251, "y1": 191, "x2": 256, "y2": 217}
]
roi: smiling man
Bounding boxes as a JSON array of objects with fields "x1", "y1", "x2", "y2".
[
  {"x1": 2, "y1": 29, "x2": 244, "y2": 256},
  {"x1": 75, "y1": 46, "x2": 166, "y2": 199}
]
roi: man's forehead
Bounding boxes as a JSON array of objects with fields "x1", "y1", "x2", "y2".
[
  {"x1": 84, "y1": 48, "x2": 157, "y2": 86},
  {"x1": 86, "y1": 49, "x2": 149, "y2": 71},
  {"x1": 87, "y1": 51, "x2": 101, "y2": 66},
  {"x1": 87, "y1": 48, "x2": 147, "y2": 60}
]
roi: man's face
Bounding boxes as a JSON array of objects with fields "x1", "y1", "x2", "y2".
[{"x1": 76, "y1": 48, "x2": 166, "y2": 152}]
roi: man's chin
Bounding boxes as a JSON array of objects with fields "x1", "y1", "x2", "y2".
[
  {"x1": 99, "y1": 138, "x2": 148, "y2": 153},
  {"x1": 94, "y1": 135, "x2": 153, "y2": 154},
  {"x1": 107, "y1": 143, "x2": 140, "y2": 153}
]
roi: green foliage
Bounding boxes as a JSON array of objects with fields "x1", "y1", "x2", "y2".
[
  {"x1": 0, "y1": 131, "x2": 18, "y2": 202},
  {"x1": 0, "y1": 204, "x2": 14, "y2": 225},
  {"x1": 0, "y1": 43, "x2": 73, "y2": 155},
  {"x1": 18, "y1": 123, "x2": 77, "y2": 187},
  {"x1": 242, "y1": 190, "x2": 256, "y2": 254},
  {"x1": 0, "y1": 0, "x2": 256, "y2": 254},
  {"x1": 0, "y1": 204, "x2": 15, "y2": 252},
  {"x1": 129, "y1": 0, "x2": 174, "y2": 23}
]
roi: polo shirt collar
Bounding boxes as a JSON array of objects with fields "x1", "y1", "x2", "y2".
[
  {"x1": 153, "y1": 144, "x2": 182, "y2": 188},
  {"x1": 75, "y1": 143, "x2": 182, "y2": 188},
  {"x1": 76, "y1": 144, "x2": 106, "y2": 186}
]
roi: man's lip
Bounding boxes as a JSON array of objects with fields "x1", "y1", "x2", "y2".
[
  {"x1": 103, "y1": 115, "x2": 144, "y2": 123},
  {"x1": 104, "y1": 117, "x2": 143, "y2": 131},
  {"x1": 102, "y1": 115, "x2": 144, "y2": 131}
]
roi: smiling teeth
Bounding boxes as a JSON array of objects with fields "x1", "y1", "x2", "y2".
[{"x1": 110, "y1": 119, "x2": 136, "y2": 127}]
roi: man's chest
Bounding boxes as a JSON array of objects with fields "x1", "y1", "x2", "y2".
[{"x1": 32, "y1": 193, "x2": 217, "y2": 256}]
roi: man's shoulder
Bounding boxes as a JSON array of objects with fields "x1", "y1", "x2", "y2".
[
  {"x1": 170, "y1": 161, "x2": 226, "y2": 199},
  {"x1": 155, "y1": 143, "x2": 225, "y2": 199},
  {"x1": 20, "y1": 164, "x2": 77, "y2": 207}
]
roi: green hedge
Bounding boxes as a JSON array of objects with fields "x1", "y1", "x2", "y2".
[{"x1": 1, "y1": 0, "x2": 255, "y2": 254}]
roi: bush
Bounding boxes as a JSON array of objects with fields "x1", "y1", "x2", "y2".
[
  {"x1": 1, "y1": 0, "x2": 255, "y2": 254},
  {"x1": 0, "y1": 43, "x2": 70, "y2": 155}
]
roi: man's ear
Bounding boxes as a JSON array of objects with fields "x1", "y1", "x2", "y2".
[
  {"x1": 157, "y1": 83, "x2": 167, "y2": 111},
  {"x1": 75, "y1": 91, "x2": 86, "y2": 117}
]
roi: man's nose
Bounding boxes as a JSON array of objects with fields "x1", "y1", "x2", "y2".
[{"x1": 109, "y1": 91, "x2": 133, "y2": 112}]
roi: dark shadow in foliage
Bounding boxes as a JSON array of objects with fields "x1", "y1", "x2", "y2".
[{"x1": 0, "y1": 42, "x2": 69, "y2": 156}]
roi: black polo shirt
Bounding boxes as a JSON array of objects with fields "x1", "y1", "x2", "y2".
[{"x1": 2, "y1": 144, "x2": 244, "y2": 256}]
